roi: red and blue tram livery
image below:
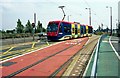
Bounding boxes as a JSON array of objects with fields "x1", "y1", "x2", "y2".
[{"x1": 47, "y1": 21, "x2": 93, "y2": 41}]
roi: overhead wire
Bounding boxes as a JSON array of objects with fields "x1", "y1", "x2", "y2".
[
  {"x1": 46, "y1": 0, "x2": 105, "y2": 27},
  {"x1": 46, "y1": 0, "x2": 88, "y2": 23},
  {"x1": 84, "y1": 0, "x2": 91, "y2": 7},
  {"x1": 47, "y1": 0, "x2": 82, "y2": 14},
  {"x1": 82, "y1": 0, "x2": 105, "y2": 26}
]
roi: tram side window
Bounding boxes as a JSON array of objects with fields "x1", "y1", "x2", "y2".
[
  {"x1": 84, "y1": 26, "x2": 86, "y2": 34},
  {"x1": 88, "y1": 27, "x2": 90, "y2": 33},
  {"x1": 88, "y1": 27, "x2": 92, "y2": 33},
  {"x1": 64, "y1": 26, "x2": 71, "y2": 34},
  {"x1": 75, "y1": 26, "x2": 77, "y2": 34},
  {"x1": 59, "y1": 25, "x2": 62, "y2": 33},
  {"x1": 72, "y1": 28, "x2": 75, "y2": 33},
  {"x1": 64, "y1": 26, "x2": 67, "y2": 33},
  {"x1": 81, "y1": 27, "x2": 83, "y2": 34},
  {"x1": 62, "y1": 22, "x2": 71, "y2": 34},
  {"x1": 78, "y1": 28, "x2": 80, "y2": 33},
  {"x1": 90, "y1": 28, "x2": 93, "y2": 33}
]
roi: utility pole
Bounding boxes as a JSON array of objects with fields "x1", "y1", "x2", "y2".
[
  {"x1": 67, "y1": 15, "x2": 71, "y2": 22},
  {"x1": 110, "y1": 7, "x2": 112, "y2": 36},
  {"x1": 85, "y1": 8, "x2": 91, "y2": 26},
  {"x1": 34, "y1": 13, "x2": 36, "y2": 25},
  {"x1": 106, "y1": 6, "x2": 112, "y2": 36}
]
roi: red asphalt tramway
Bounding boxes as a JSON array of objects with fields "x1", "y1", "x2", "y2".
[{"x1": 1, "y1": 37, "x2": 88, "y2": 77}]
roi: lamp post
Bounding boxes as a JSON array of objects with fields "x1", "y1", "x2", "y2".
[
  {"x1": 106, "y1": 6, "x2": 112, "y2": 36},
  {"x1": 32, "y1": 13, "x2": 36, "y2": 41},
  {"x1": 58, "y1": 6, "x2": 66, "y2": 21},
  {"x1": 85, "y1": 8, "x2": 91, "y2": 26}
]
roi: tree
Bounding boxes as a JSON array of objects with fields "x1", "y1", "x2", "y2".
[
  {"x1": 25, "y1": 20, "x2": 33, "y2": 33},
  {"x1": 16, "y1": 19, "x2": 24, "y2": 33},
  {"x1": 106, "y1": 27, "x2": 109, "y2": 33},
  {"x1": 98, "y1": 25, "x2": 101, "y2": 31},
  {"x1": 1, "y1": 29, "x2": 6, "y2": 33},
  {"x1": 6, "y1": 29, "x2": 15, "y2": 34},
  {"x1": 36, "y1": 20, "x2": 42, "y2": 33},
  {"x1": 101, "y1": 23, "x2": 103, "y2": 31},
  {"x1": 42, "y1": 27, "x2": 46, "y2": 32}
]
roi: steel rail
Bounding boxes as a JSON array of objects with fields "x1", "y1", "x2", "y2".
[{"x1": 50, "y1": 37, "x2": 99, "y2": 77}]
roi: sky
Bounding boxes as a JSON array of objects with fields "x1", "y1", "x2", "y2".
[{"x1": 0, "y1": 0, "x2": 120, "y2": 30}]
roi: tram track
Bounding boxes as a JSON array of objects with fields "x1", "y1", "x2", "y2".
[
  {"x1": 50, "y1": 35, "x2": 99, "y2": 77},
  {"x1": 77, "y1": 38, "x2": 98, "y2": 76},
  {"x1": 3, "y1": 38, "x2": 88, "y2": 78},
  {"x1": 68, "y1": 36, "x2": 99, "y2": 76}
]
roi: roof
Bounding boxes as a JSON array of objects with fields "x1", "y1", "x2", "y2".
[
  {"x1": 49, "y1": 20, "x2": 74, "y2": 24},
  {"x1": 48, "y1": 20, "x2": 93, "y2": 28}
]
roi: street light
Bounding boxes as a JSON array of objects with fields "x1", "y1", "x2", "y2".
[
  {"x1": 106, "y1": 6, "x2": 112, "y2": 36},
  {"x1": 58, "y1": 6, "x2": 66, "y2": 21},
  {"x1": 32, "y1": 13, "x2": 36, "y2": 41},
  {"x1": 85, "y1": 8, "x2": 91, "y2": 26}
]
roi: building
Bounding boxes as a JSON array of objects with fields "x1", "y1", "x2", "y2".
[
  {"x1": 118, "y1": 1, "x2": 120, "y2": 22},
  {"x1": 118, "y1": 1, "x2": 120, "y2": 37}
]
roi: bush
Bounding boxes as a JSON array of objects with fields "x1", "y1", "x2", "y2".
[
  {"x1": 94, "y1": 32, "x2": 103, "y2": 35},
  {"x1": 0, "y1": 33, "x2": 39, "y2": 39}
]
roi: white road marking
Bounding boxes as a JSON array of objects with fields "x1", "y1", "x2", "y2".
[
  {"x1": 75, "y1": 70, "x2": 79, "y2": 73},
  {"x1": 0, "y1": 41, "x2": 65, "y2": 64},
  {"x1": 76, "y1": 67, "x2": 80, "y2": 69},
  {"x1": 111, "y1": 41, "x2": 118, "y2": 43},
  {"x1": 109, "y1": 36, "x2": 120, "y2": 60},
  {"x1": 72, "y1": 74, "x2": 76, "y2": 76},
  {"x1": 78, "y1": 65, "x2": 81, "y2": 66},
  {"x1": 102, "y1": 41, "x2": 108, "y2": 43}
]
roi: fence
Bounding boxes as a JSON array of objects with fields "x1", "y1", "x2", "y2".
[{"x1": 1, "y1": 36, "x2": 40, "y2": 46}]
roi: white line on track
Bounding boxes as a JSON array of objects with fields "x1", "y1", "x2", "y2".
[{"x1": 109, "y1": 36, "x2": 120, "y2": 60}]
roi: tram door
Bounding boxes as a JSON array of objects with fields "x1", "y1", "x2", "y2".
[
  {"x1": 74, "y1": 24, "x2": 78, "y2": 38},
  {"x1": 86, "y1": 25, "x2": 88, "y2": 36},
  {"x1": 78, "y1": 24, "x2": 80, "y2": 37},
  {"x1": 71, "y1": 24, "x2": 75, "y2": 38}
]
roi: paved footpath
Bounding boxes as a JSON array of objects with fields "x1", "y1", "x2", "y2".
[
  {"x1": 85, "y1": 35, "x2": 120, "y2": 77},
  {"x1": 111, "y1": 36, "x2": 120, "y2": 56},
  {"x1": 97, "y1": 36, "x2": 120, "y2": 77}
]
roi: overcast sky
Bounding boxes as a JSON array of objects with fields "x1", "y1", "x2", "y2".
[{"x1": 0, "y1": 0, "x2": 119, "y2": 30}]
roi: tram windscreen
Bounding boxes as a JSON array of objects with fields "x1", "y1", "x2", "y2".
[{"x1": 47, "y1": 22, "x2": 59, "y2": 32}]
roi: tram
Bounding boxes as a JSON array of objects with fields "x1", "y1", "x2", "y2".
[{"x1": 47, "y1": 21, "x2": 93, "y2": 41}]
